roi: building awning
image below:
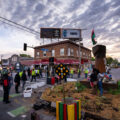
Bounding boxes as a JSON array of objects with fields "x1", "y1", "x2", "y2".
[{"x1": 20, "y1": 58, "x2": 89, "y2": 66}]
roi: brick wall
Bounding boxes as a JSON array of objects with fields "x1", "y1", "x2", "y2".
[{"x1": 34, "y1": 41, "x2": 91, "y2": 60}]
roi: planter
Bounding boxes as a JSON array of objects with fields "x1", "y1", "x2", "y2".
[{"x1": 56, "y1": 99, "x2": 81, "y2": 120}]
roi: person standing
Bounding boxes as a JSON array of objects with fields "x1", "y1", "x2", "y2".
[
  {"x1": 19, "y1": 71, "x2": 23, "y2": 80},
  {"x1": 39, "y1": 68, "x2": 42, "y2": 78},
  {"x1": 22, "y1": 70, "x2": 27, "y2": 90},
  {"x1": 14, "y1": 72, "x2": 20, "y2": 93},
  {"x1": 70, "y1": 69, "x2": 74, "y2": 78},
  {"x1": 8, "y1": 72, "x2": 13, "y2": 94},
  {"x1": 27, "y1": 68, "x2": 31, "y2": 80},
  {"x1": 78, "y1": 68, "x2": 81, "y2": 78},
  {"x1": 31, "y1": 69, "x2": 36, "y2": 82},
  {"x1": 84, "y1": 68, "x2": 89, "y2": 79},
  {"x1": 3, "y1": 73, "x2": 10, "y2": 104},
  {"x1": 37, "y1": 69, "x2": 40, "y2": 78},
  {"x1": 97, "y1": 72, "x2": 105, "y2": 96}
]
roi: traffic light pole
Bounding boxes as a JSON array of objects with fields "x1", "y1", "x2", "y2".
[{"x1": 79, "y1": 29, "x2": 81, "y2": 70}]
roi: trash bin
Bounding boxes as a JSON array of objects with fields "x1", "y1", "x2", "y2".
[{"x1": 51, "y1": 77, "x2": 55, "y2": 85}]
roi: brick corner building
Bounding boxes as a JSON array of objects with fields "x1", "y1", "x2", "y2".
[{"x1": 34, "y1": 40, "x2": 91, "y2": 71}]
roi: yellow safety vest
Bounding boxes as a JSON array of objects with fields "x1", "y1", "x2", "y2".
[
  {"x1": 32, "y1": 70, "x2": 36, "y2": 76},
  {"x1": 19, "y1": 71, "x2": 23, "y2": 78},
  {"x1": 78, "y1": 69, "x2": 80, "y2": 73},
  {"x1": 70, "y1": 69, "x2": 74, "y2": 74},
  {"x1": 85, "y1": 69, "x2": 88, "y2": 74},
  {"x1": 37, "y1": 70, "x2": 40, "y2": 74}
]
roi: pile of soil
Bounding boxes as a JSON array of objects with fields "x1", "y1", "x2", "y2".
[{"x1": 41, "y1": 82, "x2": 120, "y2": 120}]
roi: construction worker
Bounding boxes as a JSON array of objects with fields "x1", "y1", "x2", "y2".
[
  {"x1": 31, "y1": 69, "x2": 36, "y2": 82},
  {"x1": 78, "y1": 68, "x2": 81, "y2": 78},
  {"x1": 19, "y1": 71, "x2": 23, "y2": 80},
  {"x1": 37, "y1": 69, "x2": 40, "y2": 78},
  {"x1": 70, "y1": 69, "x2": 74, "y2": 78},
  {"x1": 84, "y1": 68, "x2": 89, "y2": 79}
]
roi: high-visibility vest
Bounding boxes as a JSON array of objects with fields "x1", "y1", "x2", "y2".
[
  {"x1": 78, "y1": 69, "x2": 80, "y2": 73},
  {"x1": 37, "y1": 70, "x2": 40, "y2": 74},
  {"x1": 19, "y1": 71, "x2": 23, "y2": 78},
  {"x1": 85, "y1": 69, "x2": 88, "y2": 74},
  {"x1": 70, "y1": 69, "x2": 74, "y2": 74},
  {"x1": 32, "y1": 70, "x2": 36, "y2": 76}
]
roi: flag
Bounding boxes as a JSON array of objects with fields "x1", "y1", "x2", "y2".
[{"x1": 91, "y1": 29, "x2": 97, "y2": 45}]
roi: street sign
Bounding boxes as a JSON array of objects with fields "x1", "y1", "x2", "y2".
[
  {"x1": 55, "y1": 63, "x2": 69, "y2": 79},
  {"x1": 62, "y1": 29, "x2": 81, "y2": 39},
  {"x1": 41, "y1": 48, "x2": 49, "y2": 51},
  {"x1": 40, "y1": 28, "x2": 61, "y2": 38}
]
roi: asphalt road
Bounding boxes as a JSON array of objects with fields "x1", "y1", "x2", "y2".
[
  {"x1": 0, "y1": 78, "x2": 56, "y2": 120},
  {"x1": 110, "y1": 68, "x2": 120, "y2": 83}
]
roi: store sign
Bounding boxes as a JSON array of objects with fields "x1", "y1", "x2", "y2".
[
  {"x1": 62, "y1": 29, "x2": 80, "y2": 39},
  {"x1": 40, "y1": 28, "x2": 61, "y2": 38}
]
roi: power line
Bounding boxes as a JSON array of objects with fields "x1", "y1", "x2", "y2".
[
  {"x1": 0, "y1": 16, "x2": 40, "y2": 35},
  {"x1": 0, "y1": 20, "x2": 39, "y2": 36}
]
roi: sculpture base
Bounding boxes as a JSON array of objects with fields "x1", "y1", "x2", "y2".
[{"x1": 95, "y1": 58, "x2": 106, "y2": 73}]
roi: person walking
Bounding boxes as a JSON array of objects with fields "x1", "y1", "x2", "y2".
[
  {"x1": 3, "y1": 73, "x2": 10, "y2": 104},
  {"x1": 22, "y1": 70, "x2": 27, "y2": 90},
  {"x1": 70, "y1": 69, "x2": 74, "y2": 78},
  {"x1": 31, "y1": 69, "x2": 36, "y2": 82},
  {"x1": 14, "y1": 72, "x2": 20, "y2": 93}
]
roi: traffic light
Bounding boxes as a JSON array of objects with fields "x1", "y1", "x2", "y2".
[{"x1": 23, "y1": 43, "x2": 27, "y2": 51}]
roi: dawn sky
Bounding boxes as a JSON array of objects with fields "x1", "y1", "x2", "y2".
[{"x1": 0, "y1": 0, "x2": 120, "y2": 61}]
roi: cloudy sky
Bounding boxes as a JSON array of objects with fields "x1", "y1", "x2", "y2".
[{"x1": 0, "y1": 0, "x2": 120, "y2": 61}]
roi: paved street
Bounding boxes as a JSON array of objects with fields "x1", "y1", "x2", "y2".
[
  {"x1": 0, "y1": 78, "x2": 56, "y2": 120},
  {"x1": 0, "y1": 69, "x2": 120, "y2": 120},
  {"x1": 110, "y1": 68, "x2": 120, "y2": 83}
]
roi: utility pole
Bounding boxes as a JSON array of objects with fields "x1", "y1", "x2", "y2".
[
  {"x1": 79, "y1": 29, "x2": 82, "y2": 70},
  {"x1": 78, "y1": 29, "x2": 87, "y2": 80}
]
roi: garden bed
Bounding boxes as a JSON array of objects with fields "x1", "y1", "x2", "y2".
[{"x1": 41, "y1": 82, "x2": 120, "y2": 120}]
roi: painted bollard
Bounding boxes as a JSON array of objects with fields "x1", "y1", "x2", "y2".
[{"x1": 56, "y1": 99, "x2": 81, "y2": 120}]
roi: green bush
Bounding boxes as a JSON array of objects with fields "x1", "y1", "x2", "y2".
[
  {"x1": 108, "y1": 88, "x2": 120, "y2": 95},
  {"x1": 75, "y1": 82, "x2": 86, "y2": 92}
]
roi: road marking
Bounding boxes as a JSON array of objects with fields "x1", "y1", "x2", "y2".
[
  {"x1": 0, "y1": 93, "x2": 21, "y2": 102},
  {"x1": 7, "y1": 106, "x2": 30, "y2": 117}
]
